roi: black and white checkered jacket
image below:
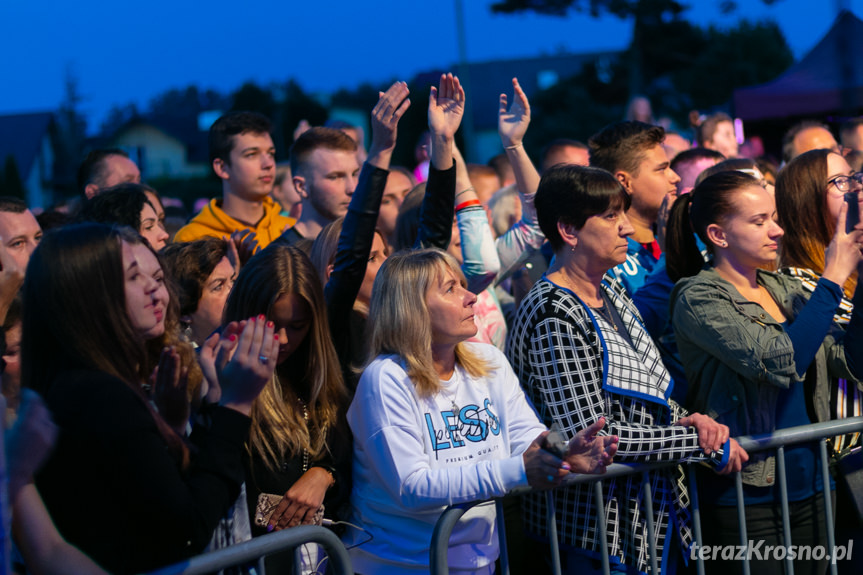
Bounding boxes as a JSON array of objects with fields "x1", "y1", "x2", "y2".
[{"x1": 507, "y1": 275, "x2": 714, "y2": 573}]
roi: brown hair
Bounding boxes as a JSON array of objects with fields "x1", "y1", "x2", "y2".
[
  {"x1": 775, "y1": 149, "x2": 857, "y2": 296},
  {"x1": 224, "y1": 245, "x2": 346, "y2": 471},
  {"x1": 588, "y1": 121, "x2": 665, "y2": 176}
]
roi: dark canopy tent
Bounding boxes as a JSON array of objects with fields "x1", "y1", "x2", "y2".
[{"x1": 733, "y1": 10, "x2": 863, "y2": 122}]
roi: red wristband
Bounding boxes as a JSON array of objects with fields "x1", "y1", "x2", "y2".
[{"x1": 455, "y1": 199, "x2": 481, "y2": 212}]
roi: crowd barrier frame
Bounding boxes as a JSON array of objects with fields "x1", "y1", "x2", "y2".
[
  {"x1": 430, "y1": 416, "x2": 863, "y2": 575},
  {"x1": 145, "y1": 524, "x2": 352, "y2": 575}
]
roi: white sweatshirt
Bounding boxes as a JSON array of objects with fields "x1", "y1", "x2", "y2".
[{"x1": 344, "y1": 343, "x2": 546, "y2": 574}]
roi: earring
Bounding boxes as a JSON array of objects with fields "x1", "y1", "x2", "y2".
[
  {"x1": 182, "y1": 324, "x2": 194, "y2": 342},
  {"x1": 720, "y1": 241, "x2": 727, "y2": 247}
]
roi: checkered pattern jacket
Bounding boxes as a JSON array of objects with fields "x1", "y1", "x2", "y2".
[{"x1": 507, "y1": 276, "x2": 712, "y2": 573}]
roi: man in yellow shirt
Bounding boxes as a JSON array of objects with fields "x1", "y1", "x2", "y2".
[{"x1": 175, "y1": 112, "x2": 293, "y2": 248}]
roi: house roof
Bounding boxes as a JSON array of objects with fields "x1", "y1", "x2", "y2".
[
  {"x1": 0, "y1": 111, "x2": 54, "y2": 177},
  {"x1": 113, "y1": 115, "x2": 210, "y2": 164},
  {"x1": 733, "y1": 10, "x2": 863, "y2": 120}
]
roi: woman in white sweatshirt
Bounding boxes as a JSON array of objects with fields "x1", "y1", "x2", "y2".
[{"x1": 343, "y1": 248, "x2": 618, "y2": 575}]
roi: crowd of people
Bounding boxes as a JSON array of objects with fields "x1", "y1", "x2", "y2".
[{"x1": 1, "y1": 71, "x2": 862, "y2": 575}]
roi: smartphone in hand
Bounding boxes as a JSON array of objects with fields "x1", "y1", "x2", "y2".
[{"x1": 846, "y1": 191, "x2": 861, "y2": 234}]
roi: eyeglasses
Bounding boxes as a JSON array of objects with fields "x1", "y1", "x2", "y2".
[{"x1": 827, "y1": 172, "x2": 863, "y2": 193}]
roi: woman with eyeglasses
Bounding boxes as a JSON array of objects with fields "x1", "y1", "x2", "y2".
[{"x1": 775, "y1": 148, "x2": 863, "y2": 544}]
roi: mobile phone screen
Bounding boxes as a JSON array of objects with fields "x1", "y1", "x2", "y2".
[{"x1": 845, "y1": 191, "x2": 861, "y2": 234}]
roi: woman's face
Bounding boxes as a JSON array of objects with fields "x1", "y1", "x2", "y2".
[
  {"x1": 713, "y1": 186, "x2": 784, "y2": 269},
  {"x1": 426, "y1": 265, "x2": 477, "y2": 348},
  {"x1": 571, "y1": 205, "x2": 635, "y2": 271},
  {"x1": 825, "y1": 153, "x2": 855, "y2": 222},
  {"x1": 123, "y1": 241, "x2": 169, "y2": 340},
  {"x1": 138, "y1": 203, "x2": 170, "y2": 251},
  {"x1": 140, "y1": 202, "x2": 169, "y2": 251},
  {"x1": 189, "y1": 256, "x2": 235, "y2": 344},
  {"x1": 271, "y1": 293, "x2": 312, "y2": 365},
  {"x1": 356, "y1": 232, "x2": 388, "y2": 311}
]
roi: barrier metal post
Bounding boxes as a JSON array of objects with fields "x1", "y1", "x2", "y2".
[{"x1": 146, "y1": 525, "x2": 352, "y2": 575}]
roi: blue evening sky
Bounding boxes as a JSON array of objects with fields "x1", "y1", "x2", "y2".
[{"x1": 0, "y1": 0, "x2": 857, "y2": 131}]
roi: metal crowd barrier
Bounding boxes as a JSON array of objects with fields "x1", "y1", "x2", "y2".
[
  {"x1": 146, "y1": 525, "x2": 352, "y2": 575},
  {"x1": 431, "y1": 416, "x2": 863, "y2": 575}
]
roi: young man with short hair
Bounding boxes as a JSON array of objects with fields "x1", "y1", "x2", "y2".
[
  {"x1": 174, "y1": 111, "x2": 292, "y2": 248},
  {"x1": 589, "y1": 121, "x2": 680, "y2": 295},
  {"x1": 286, "y1": 127, "x2": 361, "y2": 242}
]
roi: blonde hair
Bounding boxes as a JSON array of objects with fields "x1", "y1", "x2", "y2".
[
  {"x1": 224, "y1": 246, "x2": 346, "y2": 472},
  {"x1": 367, "y1": 248, "x2": 490, "y2": 396}
]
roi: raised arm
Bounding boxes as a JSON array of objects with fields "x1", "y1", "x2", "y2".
[
  {"x1": 494, "y1": 78, "x2": 545, "y2": 269},
  {"x1": 499, "y1": 78, "x2": 540, "y2": 199},
  {"x1": 416, "y1": 74, "x2": 464, "y2": 249},
  {"x1": 326, "y1": 81, "x2": 409, "y2": 319},
  {"x1": 451, "y1": 143, "x2": 500, "y2": 293}
]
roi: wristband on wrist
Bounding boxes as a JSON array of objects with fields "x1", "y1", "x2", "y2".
[
  {"x1": 455, "y1": 187, "x2": 475, "y2": 199},
  {"x1": 455, "y1": 199, "x2": 482, "y2": 212},
  {"x1": 504, "y1": 143, "x2": 523, "y2": 151}
]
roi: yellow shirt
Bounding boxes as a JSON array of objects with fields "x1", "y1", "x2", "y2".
[{"x1": 174, "y1": 196, "x2": 294, "y2": 249}]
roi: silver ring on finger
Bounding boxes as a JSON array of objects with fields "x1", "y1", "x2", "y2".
[{"x1": 258, "y1": 355, "x2": 268, "y2": 363}]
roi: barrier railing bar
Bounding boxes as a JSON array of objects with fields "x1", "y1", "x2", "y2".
[
  {"x1": 734, "y1": 472, "x2": 750, "y2": 575},
  {"x1": 688, "y1": 468, "x2": 706, "y2": 575},
  {"x1": 430, "y1": 417, "x2": 863, "y2": 575},
  {"x1": 429, "y1": 504, "x2": 468, "y2": 575},
  {"x1": 594, "y1": 480, "x2": 611, "y2": 575},
  {"x1": 776, "y1": 446, "x2": 794, "y2": 575},
  {"x1": 820, "y1": 439, "x2": 838, "y2": 575},
  {"x1": 145, "y1": 525, "x2": 352, "y2": 575},
  {"x1": 545, "y1": 490, "x2": 563, "y2": 575},
  {"x1": 641, "y1": 472, "x2": 659, "y2": 574},
  {"x1": 494, "y1": 499, "x2": 510, "y2": 575}
]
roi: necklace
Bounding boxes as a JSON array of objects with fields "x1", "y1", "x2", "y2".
[
  {"x1": 440, "y1": 374, "x2": 461, "y2": 414},
  {"x1": 298, "y1": 397, "x2": 310, "y2": 472}
]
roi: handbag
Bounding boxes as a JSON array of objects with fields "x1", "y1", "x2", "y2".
[{"x1": 254, "y1": 493, "x2": 325, "y2": 527}]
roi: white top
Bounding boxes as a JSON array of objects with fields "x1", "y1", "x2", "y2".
[{"x1": 344, "y1": 343, "x2": 546, "y2": 574}]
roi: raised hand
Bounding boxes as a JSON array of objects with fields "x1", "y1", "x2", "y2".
[
  {"x1": 200, "y1": 316, "x2": 278, "y2": 416},
  {"x1": 565, "y1": 417, "x2": 618, "y2": 474},
  {"x1": 150, "y1": 346, "x2": 191, "y2": 436},
  {"x1": 428, "y1": 73, "x2": 465, "y2": 142},
  {"x1": 823, "y1": 199, "x2": 863, "y2": 287},
  {"x1": 498, "y1": 77, "x2": 531, "y2": 148},
  {"x1": 368, "y1": 81, "x2": 410, "y2": 170}
]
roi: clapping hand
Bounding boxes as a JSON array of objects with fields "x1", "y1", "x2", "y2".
[
  {"x1": 150, "y1": 346, "x2": 190, "y2": 436},
  {"x1": 199, "y1": 316, "x2": 279, "y2": 416}
]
